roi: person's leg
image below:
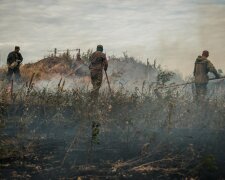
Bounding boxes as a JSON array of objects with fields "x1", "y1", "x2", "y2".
[
  {"x1": 90, "y1": 71, "x2": 103, "y2": 101},
  {"x1": 201, "y1": 83, "x2": 207, "y2": 98},
  {"x1": 94, "y1": 72, "x2": 103, "y2": 96},
  {"x1": 6, "y1": 68, "x2": 13, "y2": 82},
  {"x1": 195, "y1": 84, "x2": 200, "y2": 102},
  {"x1": 195, "y1": 83, "x2": 207, "y2": 102},
  {"x1": 14, "y1": 67, "x2": 21, "y2": 82}
]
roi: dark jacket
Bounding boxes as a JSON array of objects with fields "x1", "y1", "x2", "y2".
[
  {"x1": 89, "y1": 51, "x2": 108, "y2": 72},
  {"x1": 7, "y1": 51, "x2": 23, "y2": 65},
  {"x1": 194, "y1": 56, "x2": 219, "y2": 84}
]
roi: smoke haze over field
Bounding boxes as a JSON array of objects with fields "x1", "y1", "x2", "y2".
[{"x1": 0, "y1": 0, "x2": 225, "y2": 76}]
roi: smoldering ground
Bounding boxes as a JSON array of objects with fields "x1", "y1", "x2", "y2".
[
  {"x1": 1, "y1": 57, "x2": 225, "y2": 179},
  {"x1": 1, "y1": 82, "x2": 225, "y2": 179}
]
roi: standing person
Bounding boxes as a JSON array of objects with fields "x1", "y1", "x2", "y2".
[
  {"x1": 193, "y1": 50, "x2": 220, "y2": 101},
  {"x1": 7, "y1": 46, "x2": 23, "y2": 82},
  {"x1": 89, "y1": 45, "x2": 108, "y2": 99}
]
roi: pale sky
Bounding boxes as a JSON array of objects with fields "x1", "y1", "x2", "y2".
[{"x1": 0, "y1": 0, "x2": 225, "y2": 77}]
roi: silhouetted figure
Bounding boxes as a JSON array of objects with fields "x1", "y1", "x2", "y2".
[{"x1": 7, "y1": 46, "x2": 23, "y2": 82}]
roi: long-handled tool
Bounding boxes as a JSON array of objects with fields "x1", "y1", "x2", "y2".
[
  {"x1": 156, "y1": 76, "x2": 225, "y2": 90},
  {"x1": 104, "y1": 70, "x2": 112, "y2": 94}
]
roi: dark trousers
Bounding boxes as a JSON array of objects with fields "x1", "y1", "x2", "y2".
[
  {"x1": 90, "y1": 70, "x2": 103, "y2": 99},
  {"x1": 195, "y1": 83, "x2": 207, "y2": 101},
  {"x1": 7, "y1": 67, "x2": 21, "y2": 82}
]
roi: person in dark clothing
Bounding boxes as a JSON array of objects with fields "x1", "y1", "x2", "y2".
[{"x1": 7, "y1": 46, "x2": 23, "y2": 82}]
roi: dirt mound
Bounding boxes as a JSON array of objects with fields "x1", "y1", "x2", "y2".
[
  {"x1": 0, "y1": 56, "x2": 89, "y2": 82},
  {"x1": 22, "y1": 57, "x2": 73, "y2": 81},
  {"x1": 0, "y1": 55, "x2": 179, "y2": 91}
]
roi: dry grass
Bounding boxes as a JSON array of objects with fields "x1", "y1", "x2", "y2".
[{"x1": 0, "y1": 55, "x2": 225, "y2": 179}]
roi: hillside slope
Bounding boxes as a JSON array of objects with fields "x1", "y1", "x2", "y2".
[{"x1": 0, "y1": 55, "x2": 181, "y2": 91}]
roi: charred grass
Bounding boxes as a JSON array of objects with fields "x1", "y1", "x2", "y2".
[{"x1": 0, "y1": 79, "x2": 225, "y2": 179}]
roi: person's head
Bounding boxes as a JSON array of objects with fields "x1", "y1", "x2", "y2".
[
  {"x1": 15, "y1": 46, "x2": 20, "y2": 53},
  {"x1": 97, "y1": 45, "x2": 103, "y2": 52},
  {"x1": 202, "y1": 50, "x2": 209, "y2": 58}
]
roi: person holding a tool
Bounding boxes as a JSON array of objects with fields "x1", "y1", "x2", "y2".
[
  {"x1": 89, "y1": 45, "x2": 108, "y2": 99},
  {"x1": 193, "y1": 50, "x2": 220, "y2": 101},
  {"x1": 7, "y1": 46, "x2": 23, "y2": 82}
]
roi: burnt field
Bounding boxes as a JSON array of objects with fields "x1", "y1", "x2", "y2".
[{"x1": 0, "y1": 77, "x2": 225, "y2": 179}]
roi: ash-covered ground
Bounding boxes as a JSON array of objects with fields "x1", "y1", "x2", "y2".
[{"x1": 0, "y1": 57, "x2": 225, "y2": 179}]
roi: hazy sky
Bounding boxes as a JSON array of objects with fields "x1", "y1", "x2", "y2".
[{"x1": 0, "y1": 0, "x2": 225, "y2": 76}]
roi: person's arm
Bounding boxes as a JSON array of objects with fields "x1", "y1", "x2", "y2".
[
  {"x1": 7, "y1": 52, "x2": 13, "y2": 65},
  {"x1": 103, "y1": 54, "x2": 108, "y2": 71},
  {"x1": 18, "y1": 52, "x2": 23, "y2": 62},
  {"x1": 88, "y1": 53, "x2": 93, "y2": 69},
  {"x1": 193, "y1": 63, "x2": 196, "y2": 76},
  {"x1": 193, "y1": 56, "x2": 201, "y2": 76},
  {"x1": 207, "y1": 60, "x2": 220, "y2": 78}
]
